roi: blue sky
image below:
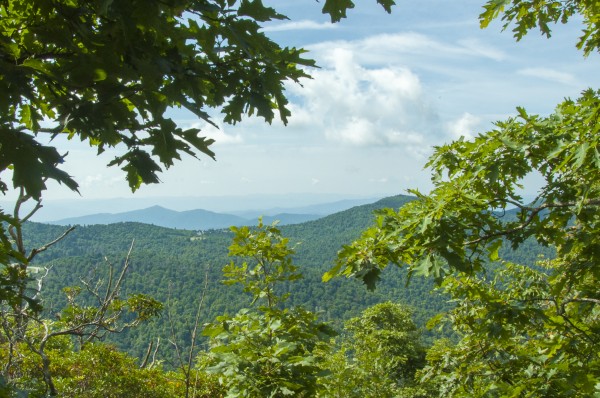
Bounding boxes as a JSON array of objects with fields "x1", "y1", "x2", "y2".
[{"x1": 21, "y1": 1, "x2": 600, "y2": 202}]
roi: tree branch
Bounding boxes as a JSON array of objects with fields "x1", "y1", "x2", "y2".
[
  {"x1": 28, "y1": 226, "x2": 76, "y2": 262},
  {"x1": 564, "y1": 297, "x2": 600, "y2": 306},
  {"x1": 466, "y1": 198, "x2": 600, "y2": 246}
]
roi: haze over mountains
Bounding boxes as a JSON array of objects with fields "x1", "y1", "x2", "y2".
[{"x1": 46, "y1": 197, "x2": 382, "y2": 230}]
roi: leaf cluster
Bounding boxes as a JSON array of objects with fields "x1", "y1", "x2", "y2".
[
  {"x1": 332, "y1": 89, "x2": 600, "y2": 288},
  {"x1": 203, "y1": 221, "x2": 336, "y2": 397},
  {"x1": 0, "y1": 0, "x2": 396, "y2": 200},
  {"x1": 480, "y1": 0, "x2": 600, "y2": 56},
  {"x1": 319, "y1": 302, "x2": 427, "y2": 397},
  {"x1": 0, "y1": 0, "x2": 314, "y2": 196},
  {"x1": 421, "y1": 258, "x2": 599, "y2": 396},
  {"x1": 223, "y1": 220, "x2": 301, "y2": 307}
]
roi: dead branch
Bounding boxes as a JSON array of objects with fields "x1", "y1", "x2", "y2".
[{"x1": 28, "y1": 226, "x2": 76, "y2": 262}]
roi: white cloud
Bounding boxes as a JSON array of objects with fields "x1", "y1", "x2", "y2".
[
  {"x1": 457, "y1": 38, "x2": 506, "y2": 61},
  {"x1": 82, "y1": 174, "x2": 103, "y2": 187},
  {"x1": 330, "y1": 117, "x2": 380, "y2": 146},
  {"x1": 517, "y1": 68, "x2": 576, "y2": 85},
  {"x1": 286, "y1": 47, "x2": 439, "y2": 154},
  {"x1": 369, "y1": 177, "x2": 389, "y2": 183},
  {"x1": 262, "y1": 20, "x2": 337, "y2": 32},
  {"x1": 187, "y1": 121, "x2": 243, "y2": 145},
  {"x1": 308, "y1": 32, "x2": 507, "y2": 66},
  {"x1": 447, "y1": 112, "x2": 481, "y2": 140}
]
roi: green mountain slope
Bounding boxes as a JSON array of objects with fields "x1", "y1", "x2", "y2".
[{"x1": 21, "y1": 194, "x2": 547, "y2": 361}]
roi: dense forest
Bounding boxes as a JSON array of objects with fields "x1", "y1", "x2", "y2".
[
  {"x1": 1, "y1": 0, "x2": 598, "y2": 396},
  {"x1": 23, "y1": 195, "x2": 446, "y2": 358},
  {"x1": 0, "y1": 194, "x2": 552, "y2": 397}
]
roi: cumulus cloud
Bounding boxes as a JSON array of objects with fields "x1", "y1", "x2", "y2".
[
  {"x1": 193, "y1": 31, "x2": 505, "y2": 154},
  {"x1": 187, "y1": 121, "x2": 243, "y2": 145},
  {"x1": 286, "y1": 47, "x2": 438, "y2": 156},
  {"x1": 446, "y1": 112, "x2": 481, "y2": 140},
  {"x1": 517, "y1": 68, "x2": 576, "y2": 85}
]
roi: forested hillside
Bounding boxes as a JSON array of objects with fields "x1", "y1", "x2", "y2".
[
  {"x1": 22, "y1": 194, "x2": 549, "y2": 363},
  {"x1": 23, "y1": 196, "x2": 421, "y2": 358}
]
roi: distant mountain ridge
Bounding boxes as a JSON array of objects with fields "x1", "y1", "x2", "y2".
[
  {"x1": 47, "y1": 197, "x2": 383, "y2": 229},
  {"x1": 230, "y1": 198, "x2": 380, "y2": 218},
  {"x1": 49, "y1": 205, "x2": 325, "y2": 230}
]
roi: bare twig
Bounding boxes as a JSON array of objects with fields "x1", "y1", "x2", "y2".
[
  {"x1": 8, "y1": 187, "x2": 31, "y2": 253},
  {"x1": 82, "y1": 240, "x2": 135, "y2": 345},
  {"x1": 139, "y1": 338, "x2": 162, "y2": 369},
  {"x1": 140, "y1": 340, "x2": 155, "y2": 369},
  {"x1": 166, "y1": 282, "x2": 185, "y2": 370},
  {"x1": 28, "y1": 265, "x2": 53, "y2": 308},
  {"x1": 166, "y1": 269, "x2": 210, "y2": 398},
  {"x1": 186, "y1": 271, "x2": 209, "y2": 398},
  {"x1": 152, "y1": 338, "x2": 161, "y2": 368},
  {"x1": 28, "y1": 226, "x2": 76, "y2": 262},
  {"x1": 565, "y1": 297, "x2": 600, "y2": 305}
]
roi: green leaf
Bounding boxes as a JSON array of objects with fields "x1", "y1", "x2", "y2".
[
  {"x1": 488, "y1": 239, "x2": 503, "y2": 261},
  {"x1": 573, "y1": 141, "x2": 590, "y2": 169},
  {"x1": 376, "y1": 0, "x2": 395, "y2": 14},
  {"x1": 238, "y1": 0, "x2": 286, "y2": 22},
  {"x1": 19, "y1": 104, "x2": 32, "y2": 129},
  {"x1": 362, "y1": 268, "x2": 381, "y2": 291},
  {"x1": 93, "y1": 69, "x2": 107, "y2": 82},
  {"x1": 322, "y1": 0, "x2": 355, "y2": 23}
]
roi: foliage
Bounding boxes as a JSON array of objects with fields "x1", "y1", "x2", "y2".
[
  {"x1": 0, "y1": 0, "x2": 371, "y2": 175},
  {"x1": 203, "y1": 221, "x2": 336, "y2": 397},
  {"x1": 0, "y1": 339, "x2": 220, "y2": 398},
  {"x1": 479, "y1": 0, "x2": 600, "y2": 55},
  {"x1": 332, "y1": 92, "x2": 600, "y2": 396},
  {"x1": 329, "y1": 4, "x2": 600, "y2": 395},
  {"x1": 344, "y1": 302, "x2": 425, "y2": 385},
  {"x1": 0, "y1": 0, "x2": 395, "y2": 315},
  {"x1": 319, "y1": 302, "x2": 428, "y2": 398},
  {"x1": 0, "y1": 240, "x2": 163, "y2": 396},
  {"x1": 52, "y1": 343, "x2": 173, "y2": 398},
  {"x1": 330, "y1": 89, "x2": 600, "y2": 286},
  {"x1": 1, "y1": 0, "x2": 308, "y2": 198},
  {"x1": 222, "y1": 222, "x2": 302, "y2": 307},
  {"x1": 420, "y1": 260, "x2": 600, "y2": 397},
  {"x1": 22, "y1": 196, "x2": 454, "y2": 360}
]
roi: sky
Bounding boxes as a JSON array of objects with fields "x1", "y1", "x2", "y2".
[{"x1": 6, "y1": 1, "x2": 600, "y2": 207}]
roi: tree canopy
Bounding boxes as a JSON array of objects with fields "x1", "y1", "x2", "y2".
[
  {"x1": 479, "y1": 0, "x2": 600, "y2": 56},
  {"x1": 0, "y1": 0, "x2": 395, "y2": 310},
  {"x1": 327, "y1": 1, "x2": 600, "y2": 396},
  {"x1": 0, "y1": 0, "x2": 394, "y2": 199},
  {"x1": 203, "y1": 221, "x2": 336, "y2": 397}
]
